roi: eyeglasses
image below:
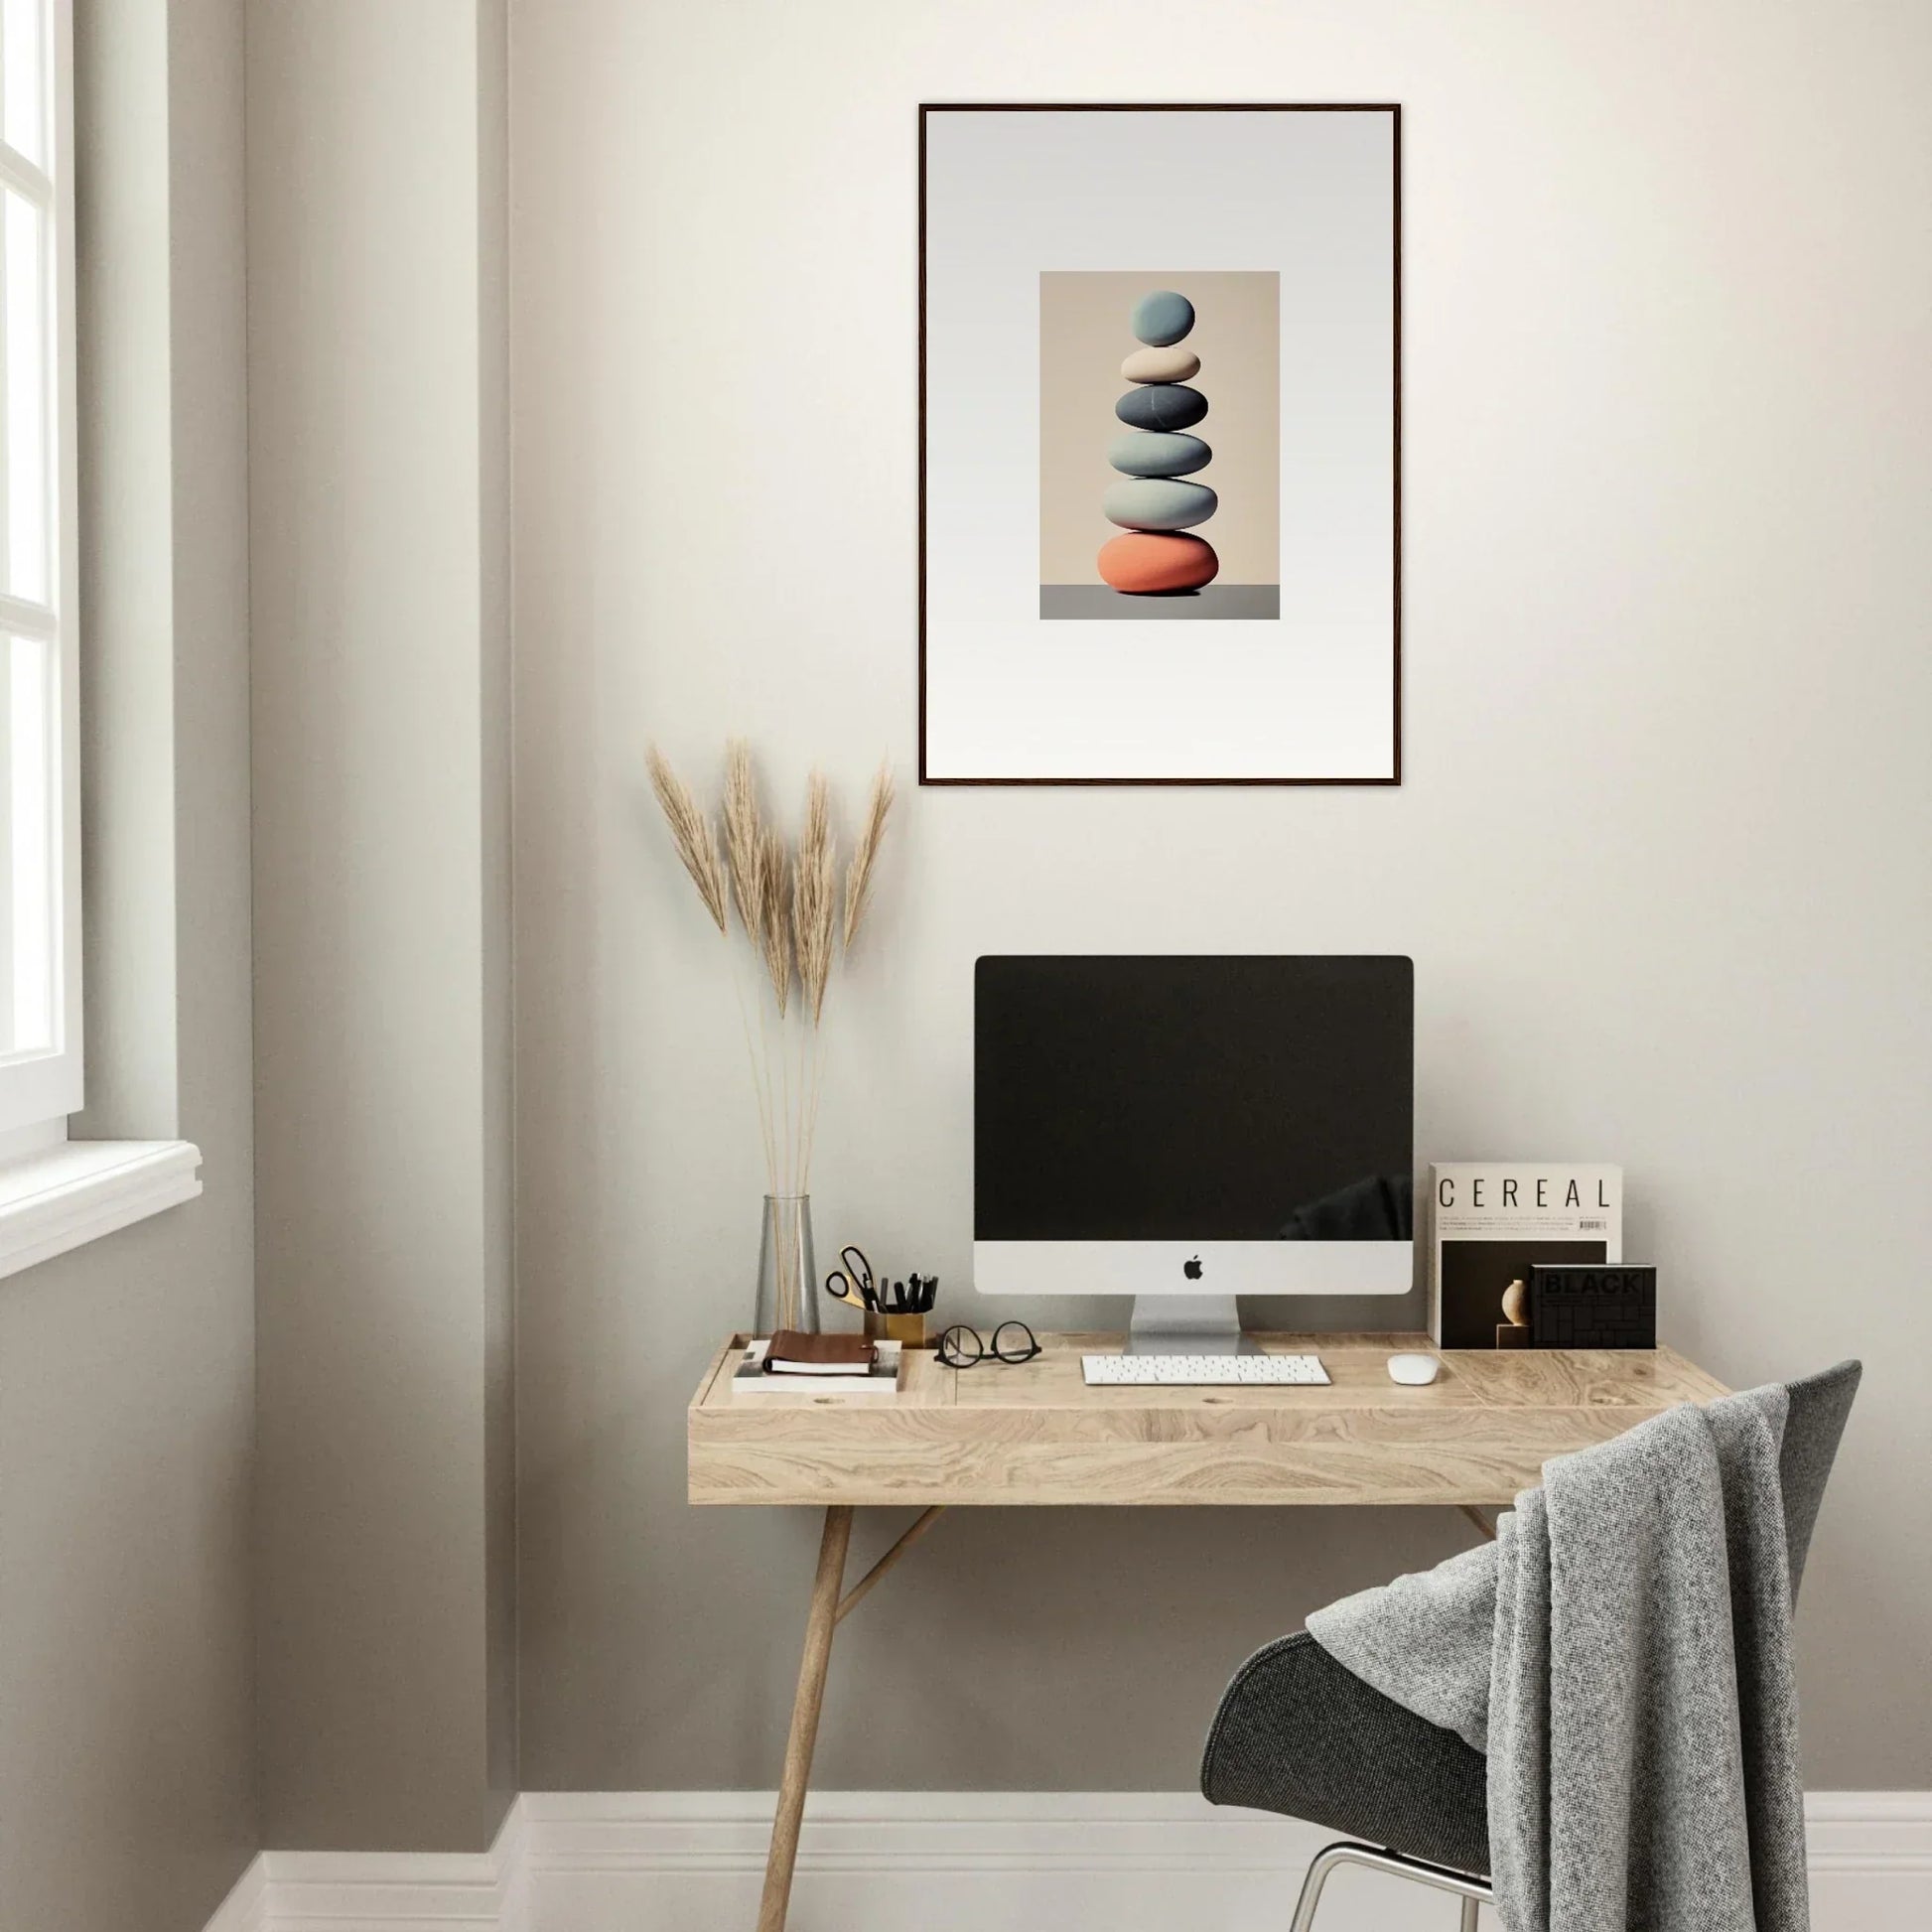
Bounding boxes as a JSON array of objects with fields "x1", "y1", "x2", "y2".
[{"x1": 936, "y1": 1320, "x2": 1040, "y2": 1368}]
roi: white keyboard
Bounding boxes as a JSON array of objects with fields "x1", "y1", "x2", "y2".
[{"x1": 1081, "y1": 1352, "x2": 1329, "y2": 1387}]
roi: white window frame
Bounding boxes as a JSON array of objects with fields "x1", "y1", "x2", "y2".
[
  {"x1": 0, "y1": 0, "x2": 79, "y2": 1141},
  {"x1": 0, "y1": 2, "x2": 201, "y2": 1279}
]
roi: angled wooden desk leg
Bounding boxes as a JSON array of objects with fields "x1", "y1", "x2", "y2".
[{"x1": 758, "y1": 1505, "x2": 853, "y2": 1932}]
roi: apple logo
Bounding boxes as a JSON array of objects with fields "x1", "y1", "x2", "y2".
[{"x1": 1183, "y1": 1255, "x2": 1203, "y2": 1280}]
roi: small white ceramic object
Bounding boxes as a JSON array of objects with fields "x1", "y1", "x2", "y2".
[{"x1": 1386, "y1": 1351, "x2": 1442, "y2": 1386}]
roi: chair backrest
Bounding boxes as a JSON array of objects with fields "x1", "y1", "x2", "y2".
[{"x1": 1777, "y1": 1359, "x2": 1861, "y2": 1600}]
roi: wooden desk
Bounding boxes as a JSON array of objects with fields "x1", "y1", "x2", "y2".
[{"x1": 688, "y1": 1331, "x2": 1727, "y2": 1930}]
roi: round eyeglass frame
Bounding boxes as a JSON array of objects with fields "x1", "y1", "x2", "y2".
[{"x1": 935, "y1": 1320, "x2": 1040, "y2": 1368}]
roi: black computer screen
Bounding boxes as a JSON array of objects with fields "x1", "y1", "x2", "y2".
[{"x1": 974, "y1": 956, "x2": 1414, "y2": 1241}]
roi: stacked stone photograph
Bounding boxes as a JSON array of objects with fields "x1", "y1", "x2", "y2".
[{"x1": 1096, "y1": 289, "x2": 1219, "y2": 595}]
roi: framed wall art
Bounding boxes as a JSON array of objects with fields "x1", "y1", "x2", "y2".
[{"x1": 918, "y1": 104, "x2": 1401, "y2": 785}]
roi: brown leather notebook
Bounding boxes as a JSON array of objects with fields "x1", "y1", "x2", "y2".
[{"x1": 765, "y1": 1330, "x2": 877, "y2": 1374}]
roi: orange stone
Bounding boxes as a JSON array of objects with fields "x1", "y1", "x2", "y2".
[{"x1": 1096, "y1": 531, "x2": 1219, "y2": 594}]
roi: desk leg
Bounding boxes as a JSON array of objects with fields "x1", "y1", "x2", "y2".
[{"x1": 758, "y1": 1504, "x2": 853, "y2": 1932}]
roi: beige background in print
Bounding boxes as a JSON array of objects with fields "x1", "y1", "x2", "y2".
[{"x1": 1039, "y1": 270, "x2": 1281, "y2": 587}]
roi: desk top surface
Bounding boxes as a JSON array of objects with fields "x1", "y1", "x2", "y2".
[{"x1": 688, "y1": 1331, "x2": 1728, "y2": 1508}]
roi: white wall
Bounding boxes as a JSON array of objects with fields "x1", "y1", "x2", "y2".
[{"x1": 511, "y1": 0, "x2": 1932, "y2": 1793}]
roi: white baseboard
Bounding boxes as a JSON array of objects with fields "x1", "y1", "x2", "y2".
[
  {"x1": 202, "y1": 1853, "x2": 266, "y2": 1932},
  {"x1": 1803, "y1": 1792, "x2": 1932, "y2": 1931},
  {"x1": 203, "y1": 1790, "x2": 1932, "y2": 1932}
]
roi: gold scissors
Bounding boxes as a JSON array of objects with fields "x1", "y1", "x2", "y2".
[{"x1": 824, "y1": 1244, "x2": 879, "y2": 1313}]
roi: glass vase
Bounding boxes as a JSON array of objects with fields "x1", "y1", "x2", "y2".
[{"x1": 755, "y1": 1193, "x2": 818, "y2": 1337}]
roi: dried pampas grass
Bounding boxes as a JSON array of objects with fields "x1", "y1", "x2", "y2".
[
  {"x1": 646, "y1": 748, "x2": 727, "y2": 934},
  {"x1": 722, "y1": 739, "x2": 764, "y2": 943},
  {"x1": 792, "y1": 773, "x2": 836, "y2": 1025},
  {"x1": 843, "y1": 761, "x2": 895, "y2": 952},
  {"x1": 645, "y1": 740, "x2": 895, "y2": 1195},
  {"x1": 757, "y1": 824, "x2": 793, "y2": 1017}
]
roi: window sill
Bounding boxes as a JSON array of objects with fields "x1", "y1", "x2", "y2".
[{"x1": 0, "y1": 1139, "x2": 203, "y2": 1282}]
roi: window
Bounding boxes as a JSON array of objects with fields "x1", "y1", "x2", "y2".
[
  {"x1": 0, "y1": 3, "x2": 200, "y2": 1271},
  {"x1": 0, "y1": 0, "x2": 75, "y2": 1141}
]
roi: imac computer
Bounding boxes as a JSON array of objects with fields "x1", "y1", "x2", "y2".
[{"x1": 974, "y1": 955, "x2": 1414, "y2": 1355}]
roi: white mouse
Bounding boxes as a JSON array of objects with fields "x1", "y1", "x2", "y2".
[{"x1": 1387, "y1": 1352, "x2": 1441, "y2": 1386}]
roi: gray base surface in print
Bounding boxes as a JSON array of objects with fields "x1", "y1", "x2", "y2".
[{"x1": 1039, "y1": 585, "x2": 1282, "y2": 621}]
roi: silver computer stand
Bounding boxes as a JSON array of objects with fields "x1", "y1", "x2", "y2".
[{"x1": 1124, "y1": 1294, "x2": 1257, "y2": 1355}]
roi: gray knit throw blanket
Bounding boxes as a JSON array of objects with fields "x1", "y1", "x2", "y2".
[{"x1": 1307, "y1": 1387, "x2": 1808, "y2": 1932}]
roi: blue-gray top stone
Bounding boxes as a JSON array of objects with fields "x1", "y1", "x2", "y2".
[
  {"x1": 1115, "y1": 383, "x2": 1207, "y2": 432},
  {"x1": 1131, "y1": 290, "x2": 1195, "y2": 346}
]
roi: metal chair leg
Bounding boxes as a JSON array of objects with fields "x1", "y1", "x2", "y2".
[
  {"x1": 1287, "y1": 1844, "x2": 1350, "y2": 1932},
  {"x1": 1288, "y1": 1841, "x2": 1493, "y2": 1932}
]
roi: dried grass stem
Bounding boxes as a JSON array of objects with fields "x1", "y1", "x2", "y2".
[{"x1": 645, "y1": 741, "x2": 894, "y2": 1197}]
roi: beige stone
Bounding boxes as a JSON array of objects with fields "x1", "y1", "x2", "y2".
[{"x1": 1121, "y1": 344, "x2": 1200, "y2": 384}]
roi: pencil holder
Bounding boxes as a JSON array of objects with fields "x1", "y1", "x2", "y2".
[{"x1": 866, "y1": 1310, "x2": 927, "y2": 1348}]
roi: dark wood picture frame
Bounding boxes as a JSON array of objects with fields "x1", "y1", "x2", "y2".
[{"x1": 917, "y1": 102, "x2": 1402, "y2": 787}]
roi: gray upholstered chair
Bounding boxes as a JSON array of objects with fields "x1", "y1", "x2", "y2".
[{"x1": 1200, "y1": 1361, "x2": 1861, "y2": 1930}]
